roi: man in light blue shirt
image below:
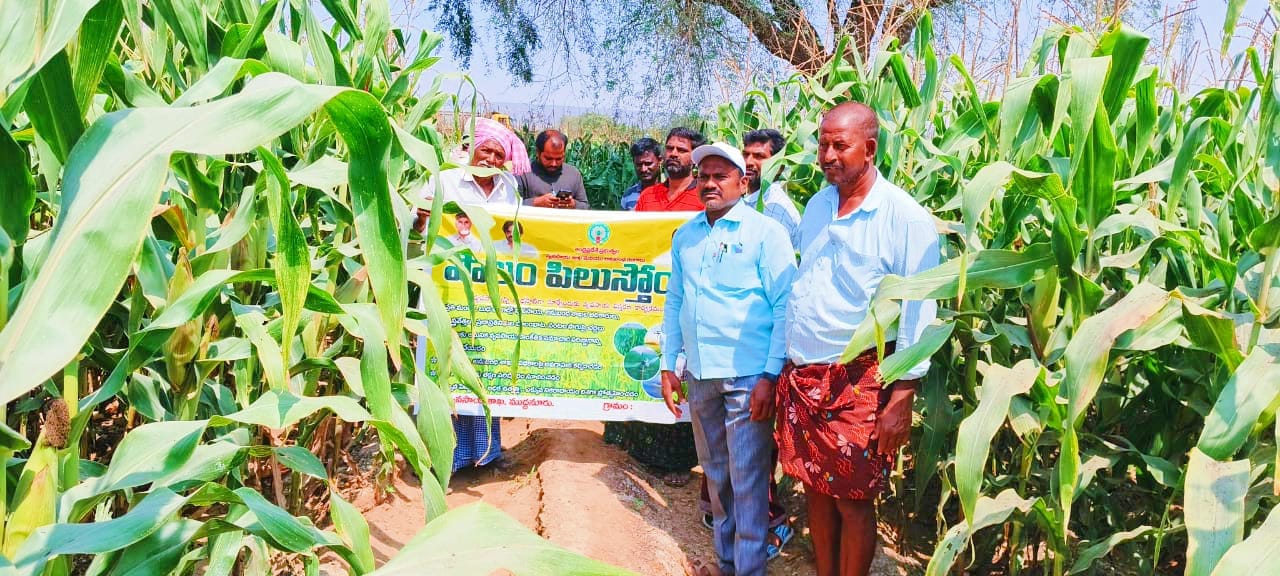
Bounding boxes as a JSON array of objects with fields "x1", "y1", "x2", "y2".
[
  {"x1": 776, "y1": 102, "x2": 940, "y2": 576},
  {"x1": 660, "y1": 142, "x2": 796, "y2": 576}
]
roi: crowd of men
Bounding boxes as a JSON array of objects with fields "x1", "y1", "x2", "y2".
[{"x1": 418, "y1": 103, "x2": 940, "y2": 576}]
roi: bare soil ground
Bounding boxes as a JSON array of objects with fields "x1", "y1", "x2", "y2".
[{"x1": 345, "y1": 418, "x2": 923, "y2": 575}]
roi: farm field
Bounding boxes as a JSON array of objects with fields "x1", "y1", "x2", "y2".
[{"x1": 0, "y1": 0, "x2": 1277, "y2": 575}]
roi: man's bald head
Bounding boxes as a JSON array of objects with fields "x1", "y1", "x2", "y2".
[
  {"x1": 817, "y1": 101, "x2": 880, "y2": 192},
  {"x1": 822, "y1": 102, "x2": 879, "y2": 141}
]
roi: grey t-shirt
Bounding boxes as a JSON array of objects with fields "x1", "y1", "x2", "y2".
[{"x1": 517, "y1": 162, "x2": 590, "y2": 209}]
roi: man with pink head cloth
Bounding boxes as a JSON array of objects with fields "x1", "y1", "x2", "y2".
[
  {"x1": 414, "y1": 117, "x2": 531, "y2": 228},
  {"x1": 413, "y1": 116, "x2": 531, "y2": 472}
]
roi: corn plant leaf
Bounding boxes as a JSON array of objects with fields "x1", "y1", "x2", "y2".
[
  {"x1": 1075, "y1": 102, "x2": 1118, "y2": 230},
  {"x1": 961, "y1": 161, "x2": 1015, "y2": 247},
  {"x1": 839, "y1": 298, "x2": 900, "y2": 363},
  {"x1": 69, "y1": 0, "x2": 123, "y2": 113},
  {"x1": 1069, "y1": 525, "x2": 1154, "y2": 574},
  {"x1": 199, "y1": 185, "x2": 258, "y2": 257},
  {"x1": 1057, "y1": 282, "x2": 1170, "y2": 531},
  {"x1": 274, "y1": 446, "x2": 328, "y2": 481},
  {"x1": 13, "y1": 487, "x2": 190, "y2": 576},
  {"x1": 263, "y1": 29, "x2": 309, "y2": 82},
  {"x1": 1167, "y1": 116, "x2": 1213, "y2": 222},
  {"x1": 407, "y1": 267, "x2": 457, "y2": 389},
  {"x1": 878, "y1": 321, "x2": 955, "y2": 383},
  {"x1": 344, "y1": 303, "x2": 394, "y2": 420},
  {"x1": 416, "y1": 369, "x2": 455, "y2": 488},
  {"x1": 1180, "y1": 300, "x2": 1243, "y2": 368},
  {"x1": 258, "y1": 149, "x2": 310, "y2": 372},
  {"x1": 925, "y1": 490, "x2": 1036, "y2": 576},
  {"x1": 367, "y1": 415, "x2": 448, "y2": 520},
  {"x1": 1221, "y1": 0, "x2": 1250, "y2": 52},
  {"x1": 109, "y1": 518, "x2": 203, "y2": 576},
  {"x1": 1210, "y1": 503, "x2": 1280, "y2": 575},
  {"x1": 1096, "y1": 25, "x2": 1150, "y2": 121},
  {"x1": 1197, "y1": 344, "x2": 1280, "y2": 460},
  {"x1": 212, "y1": 390, "x2": 372, "y2": 430},
  {"x1": 151, "y1": 0, "x2": 208, "y2": 70},
  {"x1": 152, "y1": 440, "x2": 247, "y2": 490},
  {"x1": 0, "y1": 72, "x2": 404, "y2": 408},
  {"x1": 25, "y1": 50, "x2": 85, "y2": 165},
  {"x1": 1060, "y1": 282, "x2": 1171, "y2": 423},
  {"x1": 371, "y1": 502, "x2": 642, "y2": 576},
  {"x1": 61, "y1": 420, "x2": 208, "y2": 515},
  {"x1": 1066, "y1": 56, "x2": 1110, "y2": 181},
  {"x1": 0, "y1": 0, "x2": 101, "y2": 97},
  {"x1": 329, "y1": 490, "x2": 375, "y2": 574},
  {"x1": 1185, "y1": 448, "x2": 1249, "y2": 576},
  {"x1": 875, "y1": 243, "x2": 1056, "y2": 302},
  {"x1": 318, "y1": 0, "x2": 363, "y2": 41},
  {"x1": 228, "y1": 0, "x2": 279, "y2": 59},
  {"x1": 957, "y1": 359, "x2": 1040, "y2": 524},
  {"x1": 172, "y1": 58, "x2": 271, "y2": 107},
  {"x1": 231, "y1": 487, "x2": 343, "y2": 553},
  {"x1": 75, "y1": 268, "x2": 341, "y2": 421},
  {"x1": 235, "y1": 308, "x2": 288, "y2": 392},
  {"x1": 288, "y1": 156, "x2": 349, "y2": 191},
  {"x1": 914, "y1": 367, "x2": 954, "y2": 507},
  {"x1": 0, "y1": 126, "x2": 36, "y2": 244}
]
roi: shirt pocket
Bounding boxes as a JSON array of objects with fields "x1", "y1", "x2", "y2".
[
  {"x1": 831, "y1": 245, "x2": 885, "y2": 301},
  {"x1": 712, "y1": 252, "x2": 760, "y2": 290}
]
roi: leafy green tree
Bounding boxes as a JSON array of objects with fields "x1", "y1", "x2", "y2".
[{"x1": 425, "y1": 0, "x2": 958, "y2": 95}]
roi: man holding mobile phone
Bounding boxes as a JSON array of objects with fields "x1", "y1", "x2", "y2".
[{"x1": 518, "y1": 129, "x2": 590, "y2": 209}]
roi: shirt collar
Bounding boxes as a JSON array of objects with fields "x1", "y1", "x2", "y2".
[
  {"x1": 830, "y1": 169, "x2": 885, "y2": 219},
  {"x1": 461, "y1": 168, "x2": 510, "y2": 190},
  {"x1": 698, "y1": 198, "x2": 750, "y2": 226}
]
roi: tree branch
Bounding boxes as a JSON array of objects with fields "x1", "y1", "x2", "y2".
[
  {"x1": 694, "y1": 0, "x2": 830, "y2": 73},
  {"x1": 842, "y1": 0, "x2": 885, "y2": 59},
  {"x1": 887, "y1": 0, "x2": 957, "y2": 48}
]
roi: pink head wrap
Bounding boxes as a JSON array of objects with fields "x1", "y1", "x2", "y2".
[{"x1": 470, "y1": 117, "x2": 532, "y2": 176}]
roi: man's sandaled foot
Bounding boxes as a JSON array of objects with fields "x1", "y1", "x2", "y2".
[
  {"x1": 688, "y1": 558, "x2": 723, "y2": 576},
  {"x1": 663, "y1": 470, "x2": 692, "y2": 487}
]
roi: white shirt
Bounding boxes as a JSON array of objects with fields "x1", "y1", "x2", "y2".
[
  {"x1": 496, "y1": 241, "x2": 539, "y2": 257},
  {"x1": 419, "y1": 167, "x2": 520, "y2": 207},
  {"x1": 743, "y1": 181, "x2": 802, "y2": 251},
  {"x1": 785, "y1": 172, "x2": 940, "y2": 379},
  {"x1": 446, "y1": 232, "x2": 483, "y2": 253}
]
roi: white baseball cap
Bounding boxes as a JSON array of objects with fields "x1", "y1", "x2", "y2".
[{"x1": 691, "y1": 142, "x2": 747, "y2": 174}]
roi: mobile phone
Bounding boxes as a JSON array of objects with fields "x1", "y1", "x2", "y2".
[{"x1": 554, "y1": 190, "x2": 571, "y2": 200}]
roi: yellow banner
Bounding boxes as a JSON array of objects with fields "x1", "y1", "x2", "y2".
[{"x1": 425, "y1": 205, "x2": 697, "y2": 423}]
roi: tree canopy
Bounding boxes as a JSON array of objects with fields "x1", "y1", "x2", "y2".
[{"x1": 428, "y1": 0, "x2": 955, "y2": 90}]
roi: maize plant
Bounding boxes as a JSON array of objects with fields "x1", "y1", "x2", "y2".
[
  {"x1": 0, "y1": 0, "x2": 635, "y2": 574},
  {"x1": 718, "y1": 13, "x2": 1279, "y2": 576}
]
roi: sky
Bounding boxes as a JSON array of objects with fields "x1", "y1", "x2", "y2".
[{"x1": 391, "y1": 0, "x2": 1275, "y2": 124}]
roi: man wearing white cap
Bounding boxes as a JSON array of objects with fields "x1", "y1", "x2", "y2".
[{"x1": 660, "y1": 142, "x2": 797, "y2": 576}]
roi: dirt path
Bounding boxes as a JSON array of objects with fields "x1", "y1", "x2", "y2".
[{"x1": 352, "y1": 418, "x2": 920, "y2": 575}]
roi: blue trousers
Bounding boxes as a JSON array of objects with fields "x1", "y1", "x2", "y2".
[{"x1": 688, "y1": 374, "x2": 773, "y2": 576}]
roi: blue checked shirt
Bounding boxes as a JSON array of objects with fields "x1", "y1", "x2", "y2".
[
  {"x1": 662, "y1": 201, "x2": 797, "y2": 380},
  {"x1": 743, "y1": 180, "x2": 801, "y2": 251},
  {"x1": 786, "y1": 172, "x2": 940, "y2": 379}
]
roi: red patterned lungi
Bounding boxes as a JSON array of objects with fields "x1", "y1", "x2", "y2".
[{"x1": 775, "y1": 350, "x2": 894, "y2": 500}]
